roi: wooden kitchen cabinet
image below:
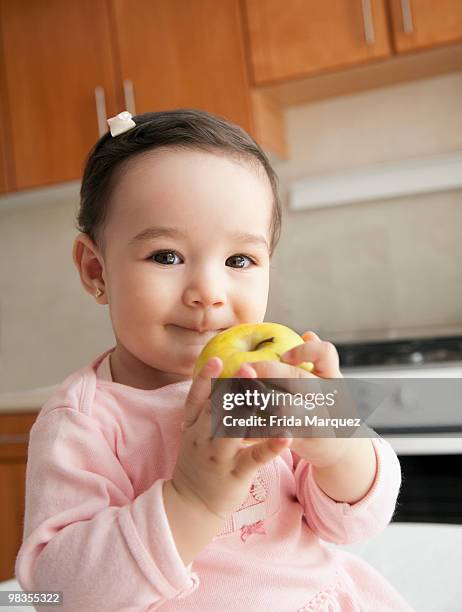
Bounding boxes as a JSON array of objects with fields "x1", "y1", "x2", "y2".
[
  {"x1": 109, "y1": 0, "x2": 286, "y2": 155},
  {"x1": 111, "y1": 0, "x2": 254, "y2": 136},
  {"x1": 1, "y1": 0, "x2": 462, "y2": 192},
  {"x1": 0, "y1": 412, "x2": 37, "y2": 582},
  {"x1": 0, "y1": 22, "x2": 11, "y2": 194},
  {"x1": 0, "y1": 0, "x2": 120, "y2": 191},
  {"x1": 0, "y1": 106, "x2": 8, "y2": 194},
  {"x1": 242, "y1": 0, "x2": 392, "y2": 85},
  {"x1": 0, "y1": 0, "x2": 286, "y2": 193},
  {"x1": 388, "y1": 0, "x2": 462, "y2": 53}
]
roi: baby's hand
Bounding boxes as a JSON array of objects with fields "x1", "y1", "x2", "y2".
[
  {"x1": 238, "y1": 331, "x2": 354, "y2": 468},
  {"x1": 171, "y1": 357, "x2": 292, "y2": 521}
]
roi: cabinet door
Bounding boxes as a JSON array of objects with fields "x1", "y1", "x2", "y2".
[
  {"x1": 243, "y1": 0, "x2": 392, "y2": 85},
  {"x1": 388, "y1": 0, "x2": 462, "y2": 53},
  {"x1": 0, "y1": 0, "x2": 119, "y2": 190},
  {"x1": 0, "y1": 116, "x2": 8, "y2": 194},
  {"x1": 111, "y1": 0, "x2": 253, "y2": 134},
  {"x1": 0, "y1": 24, "x2": 11, "y2": 193},
  {"x1": 0, "y1": 412, "x2": 37, "y2": 582}
]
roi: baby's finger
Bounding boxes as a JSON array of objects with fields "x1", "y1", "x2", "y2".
[
  {"x1": 302, "y1": 330, "x2": 322, "y2": 342},
  {"x1": 234, "y1": 437, "x2": 292, "y2": 479},
  {"x1": 183, "y1": 357, "x2": 222, "y2": 429},
  {"x1": 246, "y1": 359, "x2": 317, "y2": 382},
  {"x1": 281, "y1": 339, "x2": 341, "y2": 378},
  {"x1": 206, "y1": 366, "x2": 262, "y2": 459},
  {"x1": 236, "y1": 363, "x2": 258, "y2": 378}
]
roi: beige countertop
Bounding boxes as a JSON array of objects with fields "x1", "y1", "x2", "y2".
[{"x1": 0, "y1": 385, "x2": 60, "y2": 414}]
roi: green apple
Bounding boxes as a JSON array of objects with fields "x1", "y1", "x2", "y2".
[
  {"x1": 193, "y1": 322, "x2": 314, "y2": 379},
  {"x1": 193, "y1": 322, "x2": 314, "y2": 444}
]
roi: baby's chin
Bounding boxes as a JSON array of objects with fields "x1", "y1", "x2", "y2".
[
  {"x1": 168, "y1": 345, "x2": 207, "y2": 368},
  {"x1": 165, "y1": 355, "x2": 199, "y2": 379}
]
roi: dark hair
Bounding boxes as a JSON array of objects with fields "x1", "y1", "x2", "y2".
[{"x1": 75, "y1": 108, "x2": 281, "y2": 256}]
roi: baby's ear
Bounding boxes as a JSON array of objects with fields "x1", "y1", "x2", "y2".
[{"x1": 72, "y1": 233, "x2": 107, "y2": 304}]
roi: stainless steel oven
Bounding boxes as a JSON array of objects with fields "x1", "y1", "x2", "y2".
[{"x1": 334, "y1": 333, "x2": 462, "y2": 525}]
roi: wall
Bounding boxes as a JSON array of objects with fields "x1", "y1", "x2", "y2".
[
  {"x1": 266, "y1": 71, "x2": 462, "y2": 340},
  {"x1": 1, "y1": 72, "x2": 461, "y2": 392},
  {"x1": 0, "y1": 188, "x2": 114, "y2": 393}
]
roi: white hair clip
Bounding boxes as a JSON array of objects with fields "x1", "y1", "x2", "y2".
[{"x1": 107, "y1": 111, "x2": 136, "y2": 137}]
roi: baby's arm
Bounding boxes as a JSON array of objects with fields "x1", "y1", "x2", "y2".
[
  {"x1": 310, "y1": 438, "x2": 377, "y2": 503},
  {"x1": 163, "y1": 480, "x2": 225, "y2": 566},
  {"x1": 292, "y1": 437, "x2": 402, "y2": 545},
  {"x1": 277, "y1": 334, "x2": 402, "y2": 545},
  {"x1": 15, "y1": 407, "x2": 200, "y2": 611}
]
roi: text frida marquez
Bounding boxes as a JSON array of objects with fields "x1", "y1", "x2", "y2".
[
  {"x1": 222, "y1": 414, "x2": 362, "y2": 428},
  {"x1": 222, "y1": 390, "x2": 337, "y2": 411}
]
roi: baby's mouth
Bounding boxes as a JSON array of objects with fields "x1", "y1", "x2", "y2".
[{"x1": 170, "y1": 325, "x2": 225, "y2": 337}]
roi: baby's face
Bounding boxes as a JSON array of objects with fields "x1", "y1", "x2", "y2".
[{"x1": 102, "y1": 149, "x2": 273, "y2": 385}]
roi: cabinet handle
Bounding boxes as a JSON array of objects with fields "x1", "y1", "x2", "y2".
[
  {"x1": 361, "y1": 0, "x2": 375, "y2": 45},
  {"x1": 123, "y1": 80, "x2": 136, "y2": 116},
  {"x1": 400, "y1": 0, "x2": 414, "y2": 34},
  {"x1": 94, "y1": 86, "x2": 108, "y2": 137},
  {"x1": 0, "y1": 433, "x2": 29, "y2": 444}
]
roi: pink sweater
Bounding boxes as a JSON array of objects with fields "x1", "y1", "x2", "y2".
[{"x1": 15, "y1": 347, "x2": 414, "y2": 611}]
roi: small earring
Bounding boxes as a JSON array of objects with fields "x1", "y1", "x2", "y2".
[{"x1": 95, "y1": 287, "x2": 104, "y2": 299}]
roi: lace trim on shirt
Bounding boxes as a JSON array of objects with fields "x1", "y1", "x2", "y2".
[{"x1": 296, "y1": 572, "x2": 362, "y2": 612}]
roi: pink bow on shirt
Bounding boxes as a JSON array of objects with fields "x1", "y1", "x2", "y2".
[{"x1": 240, "y1": 520, "x2": 266, "y2": 542}]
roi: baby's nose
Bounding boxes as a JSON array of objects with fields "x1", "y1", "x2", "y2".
[{"x1": 183, "y1": 283, "x2": 226, "y2": 309}]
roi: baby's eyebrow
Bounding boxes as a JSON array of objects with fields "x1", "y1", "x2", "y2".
[{"x1": 129, "y1": 226, "x2": 269, "y2": 250}]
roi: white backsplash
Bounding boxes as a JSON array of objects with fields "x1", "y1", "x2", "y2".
[{"x1": 266, "y1": 71, "x2": 462, "y2": 342}]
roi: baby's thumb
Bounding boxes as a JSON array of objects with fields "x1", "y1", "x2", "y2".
[
  {"x1": 183, "y1": 357, "x2": 222, "y2": 429},
  {"x1": 235, "y1": 437, "x2": 292, "y2": 479}
]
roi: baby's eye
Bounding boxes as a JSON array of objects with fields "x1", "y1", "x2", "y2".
[
  {"x1": 147, "y1": 251, "x2": 255, "y2": 268},
  {"x1": 149, "y1": 250, "x2": 182, "y2": 265},
  {"x1": 226, "y1": 254, "x2": 255, "y2": 269}
]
